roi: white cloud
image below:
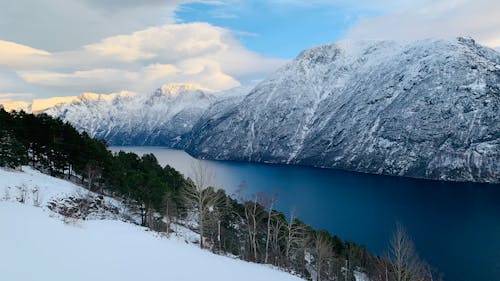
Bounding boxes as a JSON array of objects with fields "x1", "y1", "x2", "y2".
[
  {"x1": 17, "y1": 60, "x2": 241, "y2": 94},
  {"x1": 0, "y1": 41, "x2": 53, "y2": 69},
  {"x1": 345, "y1": 0, "x2": 500, "y2": 48},
  {"x1": 83, "y1": 23, "x2": 228, "y2": 62},
  {"x1": 1, "y1": 23, "x2": 284, "y2": 100},
  {"x1": 18, "y1": 69, "x2": 138, "y2": 94},
  {"x1": 4, "y1": 0, "x2": 495, "y2": 103},
  {"x1": 0, "y1": 0, "x2": 181, "y2": 52},
  {"x1": 0, "y1": 41, "x2": 50, "y2": 57}
]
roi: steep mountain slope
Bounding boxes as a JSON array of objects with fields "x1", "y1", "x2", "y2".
[
  {"x1": 44, "y1": 84, "x2": 250, "y2": 146},
  {"x1": 185, "y1": 38, "x2": 500, "y2": 183}
]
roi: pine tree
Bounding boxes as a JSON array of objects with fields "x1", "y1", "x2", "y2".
[{"x1": 0, "y1": 130, "x2": 27, "y2": 169}]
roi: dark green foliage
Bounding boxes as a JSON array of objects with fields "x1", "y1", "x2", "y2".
[{"x1": 0, "y1": 130, "x2": 27, "y2": 168}]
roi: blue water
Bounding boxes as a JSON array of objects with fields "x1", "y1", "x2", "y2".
[{"x1": 110, "y1": 146, "x2": 500, "y2": 281}]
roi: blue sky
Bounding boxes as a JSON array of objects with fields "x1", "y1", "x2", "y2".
[
  {"x1": 0, "y1": 0, "x2": 498, "y2": 102},
  {"x1": 176, "y1": 1, "x2": 379, "y2": 58}
]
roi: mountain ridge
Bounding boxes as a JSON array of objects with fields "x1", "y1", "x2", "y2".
[
  {"x1": 3, "y1": 37, "x2": 498, "y2": 183},
  {"x1": 184, "y1": 37, "x2": 500, "y2": 183}
]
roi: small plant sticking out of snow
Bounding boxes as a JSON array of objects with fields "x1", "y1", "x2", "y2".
[
  {"x1": 2, "y1": 186, "x2": 11, "y2": 201},
  {"x1": 16, "y1": 184, "x2": 27, "y2": 204},
  {"x1": 48, "y1": 194, "x2": 120, "y2": 220},
  {"x1": 60, "y1": 210, "x2": 79, "y2": 226},
  {"x1": 32, "y1": 187, "x2": 41, "y2": 207}
]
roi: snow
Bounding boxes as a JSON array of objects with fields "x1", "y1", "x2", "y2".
[
  {"x1": 0, "y1": 167, "x2": 303, "y2": 281},
  {"x1": 0, "y1": 166, "x2": 129, "y2": 219},
  {"x1": 1, "y1": 166, "x2": 90, "y2": 206},
  {"x1": 0, "y1": 203, "x2": 302, "y2": 281},
  {"x1": 5, "y1": 38, "x2": 497, "y2": 183},
  {"x1": 354, "y1": 271, "x2": 370, "y2": 281},
  {"x1": 40, "y1": 83, "x2": 252, "y2": 147},
  {"x1": 185, "y1": 37, "x2": 500, "y2": 183}
]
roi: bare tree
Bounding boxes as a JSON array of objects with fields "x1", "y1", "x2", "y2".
[
  {"x1": 203, "y1": 195, "x2": 227, "y2": 254},
  {"x1": 284, "y1": 208, "x2": 307, "y2": 266},
  {"x1": 243, "y1": 195, "x2": 264, "y2": 261},
  {"x1": 259, "y1": 191, "x2": 278, "y2": 264},
  {"x1": 182, "y1": 160, "x2": 222, "y2": 249},
  {"x1": 162, "y1": 190, "x2": 177, "y2": 237},
  {"x1": 84, "y1": 162, "x2": 101, "y2": 191},
  {"x1": 270, "y1": 212, "x2": 286, "y2": 266},
  {"x1": 315, "y1": 231, "x2": 334, "y2": 281},
  {"x1": 233, "y1": 182, "x2": 264, "y2": 261},
  {"x1": 388, "y1": 223, "x2": 426, "y2": 281},
  {"x1": 365, "y1": 255, "x2": 391, "y2": 281}
]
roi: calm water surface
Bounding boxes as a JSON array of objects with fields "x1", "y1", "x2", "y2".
[{"x1": 110, "y1": 146, "x2": 500, "y2": 281}]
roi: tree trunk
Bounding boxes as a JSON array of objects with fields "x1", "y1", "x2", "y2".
[{"x1": 264, "y1": 200, "x2": 274, "y2": 264}]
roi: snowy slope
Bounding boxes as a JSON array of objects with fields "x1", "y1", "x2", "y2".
[
  {"x1": 0, "y1": 166, "x2": 134, "y2": 221},
  {"x1": 186, "y1": 37, "x2": 500, "y2": 183},
  {"x1": 43, "y1": 84, "x2": 252, "y2": 147},
  {"x1": 0, "y1": 167, "x2": 303, "y2": 281},
  {"x1": 0, "y1": 203, "x2": 304, "y2": 281}
]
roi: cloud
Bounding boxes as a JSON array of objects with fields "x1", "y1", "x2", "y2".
[
  {"x1": 83, "y1": 23, "x2": 228, "y2": 62},
  {"x1": 0, "y1": 0, "x2": 180, "y2": 52},
  {"x1": 18, "y1": 61, "x2": 241, "y2": 94},
  {"x1": 18, "y1": 69, "x2": 139, "y2": 94},
  {"x1": 0, "y1": 41, "x2": 53, "y2": 70},
  {"x1": 0, "y1": 41, "x2": 50, "y2": 57},
  {"x1": 344, "y1": 0, "x2": 500, "y2": 48},
  {"x1": 0, "y1": 23, "x2": 284, "y2": 100}
]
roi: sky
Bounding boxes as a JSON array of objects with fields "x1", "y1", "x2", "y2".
[{"x1": 0, "y1": 0, "x2": 499, "y2": 102}]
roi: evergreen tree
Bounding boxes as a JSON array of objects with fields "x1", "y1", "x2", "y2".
[{"x1": 0, "y1": 130, "x2": 27, "y2": 169}]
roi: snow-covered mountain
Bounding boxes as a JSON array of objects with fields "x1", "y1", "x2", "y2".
[
  {"x1": 12, "y1": 37, "x2": 499, "y2": 183},
  {"x1": 185, "y1": 38, "x2": 500, "y2": 183},
  {"x1": 44, "y1": 84, "x2": 251, "y2": 146},
  {"x1": 1, "y1": 95, "x2": 83, "y2": 113}
]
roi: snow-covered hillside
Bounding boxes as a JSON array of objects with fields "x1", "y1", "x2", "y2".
[
  {"x1": 43, "y1": 84, "x2": 251, "y2": 147},
  {"x1": 186, "y1": 37, "x2": 500, "y2": 183},
  {"x1": 0, "y1": 167, "x2": 303, "y2": 281}
]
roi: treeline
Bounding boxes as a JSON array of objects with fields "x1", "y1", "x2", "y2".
[
  {"x1": 0, "y1": 108, "x2": 184, "y2": 226},
  {"x1": 0, "y1": 108, "x2": 437, "y2": 281}
]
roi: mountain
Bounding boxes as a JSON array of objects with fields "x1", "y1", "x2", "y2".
[
  {"x1": 1, "y1": 96, "x2": 82, "y2": 113},
  {"x1": 9, "y1": 37, "x2": 498, "y2": 183},
  {"x1": 44, "y1": 84, "x2": 250, "y2": 146},
  {"x1": 185, "y1": 38, "x2": 500, "y2": 183}
]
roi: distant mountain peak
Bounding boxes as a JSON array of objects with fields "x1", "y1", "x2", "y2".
[
  {"x1": 77, "y1": 91, "x2": 137, "y2": 103},
  {"x1": 157, "y1": 83, "x2": 207, "y2": 96}
]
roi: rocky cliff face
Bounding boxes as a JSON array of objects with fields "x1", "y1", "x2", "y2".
[{"x1": 185, "y1": 38, "x2": 500, "y2": 183}]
